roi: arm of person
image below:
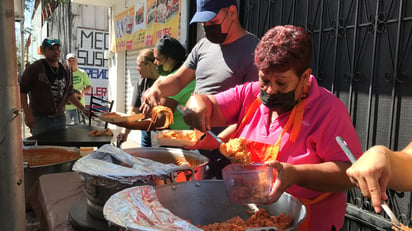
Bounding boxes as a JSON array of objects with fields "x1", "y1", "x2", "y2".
[
  {"x1": 218, "y1": 124, "x2": 238, "y2": 142},
  {"x1": 266, "y1": 160, "x2": 352, "y2": 203},
  {"x1": 68, "y1": 95, "x2": 89, "y2": 116},
  {"x1": 116, "y1": 100, "x2": 171, "y2": 131},
  {"x1": 80, "y1": 85, "x2": 92, "y2": 98},
  {"x1": 389, "y1": 141, "x2": 412, "y2": 190},
  {"x1": 346, "y1": 142, "x2": 412, "y2": 213},
  {"x1": 20, "y1": 93, "x2": 35, "y2": 128},
  {"x1": 143, "y1": 65, "x2": 195, "y2": 106},
  {"x1": 182, "y1": 94, "x2": 228, "y2": 132},
  {"x1": 116, "y1": 120, "x2": 153, "y2": 130},
  {"x1": 184, "y1": 123, "x2": 238, "y2": 150},
  {"x1": 117, "y1": 128, "x2": 131, "y2": 144}
]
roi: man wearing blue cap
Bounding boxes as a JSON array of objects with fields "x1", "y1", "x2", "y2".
[
  {"x1": 20, "y1": 38, "x2": 89, "y2": 136},
  {"x1": 144, "y1": 0, "x2": 259, "y2": 178}
]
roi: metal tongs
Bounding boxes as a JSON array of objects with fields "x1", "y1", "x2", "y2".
[{"x1": 336, "y1": 136, "x2": 404, "y2": 230}]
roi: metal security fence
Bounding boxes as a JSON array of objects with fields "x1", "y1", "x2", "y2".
[{"x1": 237, "y1": 0, "x2": 412, "y2": 230}]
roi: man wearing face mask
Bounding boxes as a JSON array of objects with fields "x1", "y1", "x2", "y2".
[
  {"x1": 180, "y1": 25, "x2": 363, "y2": 231},
  {"x1": 143, "y1": 0, "x2": 259, "y2": 178}
]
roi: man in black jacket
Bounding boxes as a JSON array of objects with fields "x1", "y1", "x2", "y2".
[{"x1": 20, "y1": 38, "x2": 88, "y2": 136}]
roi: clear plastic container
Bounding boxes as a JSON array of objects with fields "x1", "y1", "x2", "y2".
[{"x1": 222, "y1": 163, "x2": 273, "y2": 204}]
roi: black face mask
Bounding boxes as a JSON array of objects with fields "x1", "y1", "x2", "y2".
[
  {"x1": 203, "y1": 12, "x2": 232, "y2": 44},
  {"x1": 204, "y1": 24, "x2": 228, "y2": 44},
  {"x1": 260, "y1": 88, "x2": 297, "y2": 113}
]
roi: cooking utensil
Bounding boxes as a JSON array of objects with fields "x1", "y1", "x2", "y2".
[
  {"x1": 206, "y1": 130, "x2": 223, "y2": 144},
  {"x1": 177, "y1": 105, "x2": 223, "y2": 144},
  {"x1": 336, "y1": 136, "x2": 403, "y2": 230}
]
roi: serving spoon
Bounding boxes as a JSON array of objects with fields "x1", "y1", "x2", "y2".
[{"x1": 336, "y1": 136, "x2": 404, "y2": 230}]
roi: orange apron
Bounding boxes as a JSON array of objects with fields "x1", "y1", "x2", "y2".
[{"x1": 231, "y1": 96, "x2": 332, "y2": 230}]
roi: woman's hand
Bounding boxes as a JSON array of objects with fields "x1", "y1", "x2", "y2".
[
  {"x1": 143, "y1": 86, "x2": 161, "y2": 107},
  {"x1": 117, "y1": 129, "x2": 130, "y2": 145},
  {"x1": 139, "y1": 103, "x2": 152, "y2": 115},
  {"x1": 182, "y1": 95, "x2": 211, "y2": 132},
  {"x1": 264, "y1": 160, "x2": 296, "y2": 204},
  {"x1": 346, "y1": 146, "x2": 391, "y2": 213}
]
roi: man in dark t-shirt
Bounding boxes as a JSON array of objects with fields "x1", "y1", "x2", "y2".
[{"x1": 143, "y1": 0, "x2": 259, "y2": 179}]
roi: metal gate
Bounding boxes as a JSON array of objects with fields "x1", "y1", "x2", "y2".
[
  {"x1": 237, "y1": 0, "x2": 412, "y2": 230},
  {"x1": 125, "y1": 49, "x2": 140, "y2": 112}
]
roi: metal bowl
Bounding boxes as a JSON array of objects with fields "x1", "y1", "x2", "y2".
[
  {"x1": 124, "y1": 147, "x2": 209, "y2": 181},
  {"x1": 105, "y1": 180, "x2": 306, "y2": 231},
  {"x1": 155, "y1": 180, "x2": 306, "y2": 230}
]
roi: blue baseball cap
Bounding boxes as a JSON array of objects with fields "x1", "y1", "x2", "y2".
[
  {"x1": 190, "y1": 0, "x2": 238, "y2": 24},
  {"x1": 41, "y1": 38, "x2": 61, "y2": 49}
]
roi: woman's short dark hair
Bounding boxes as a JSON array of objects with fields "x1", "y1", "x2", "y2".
[
  {"x1": 254, "y1": 25, "x2": 312, "y2": 77},
  {"x1": 155, "y1": 35, "x2": 186, "y2": 63}
]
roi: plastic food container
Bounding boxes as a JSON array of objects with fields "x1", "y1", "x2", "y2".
[{"x1": 222, "y1": 163, "x2": 274, "y2": 204}]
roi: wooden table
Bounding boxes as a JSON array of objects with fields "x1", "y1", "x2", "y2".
[{"x1": 25, "y1": 125, "x2": 113, "y2": 147}]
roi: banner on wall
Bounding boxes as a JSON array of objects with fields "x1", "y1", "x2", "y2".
[
  {"x1": 76, "y1": 28, "x2": 110, "y2": 102},
  {"x1": 114, "y1": 0, "x2": 181, "y2": 52}
]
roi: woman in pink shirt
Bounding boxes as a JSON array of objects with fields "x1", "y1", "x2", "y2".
[{"x1": 182, "y1": 25, "x2": 363, "y2": 230}]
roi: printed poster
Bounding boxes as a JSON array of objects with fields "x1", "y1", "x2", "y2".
[{"x1": 114, "y1": 0, "x2": 181, "y2": 52}]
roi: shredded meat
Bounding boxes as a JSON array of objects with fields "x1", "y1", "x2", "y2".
[
  {"x1": 200, "y1": 208, "x2": 293, "y2": 231},
  {"x1": 148, "y1": 105, "x2": 174, "y2": 130},
  {"x1": 229, "y1": 173, "x2": 272, "y2": 203},
  {"x1": 220, "y1": 138, "x2": 251, "y2": 164},
  {"x1": 157, "y1": 130, "x2": 197, "y2": 141}
]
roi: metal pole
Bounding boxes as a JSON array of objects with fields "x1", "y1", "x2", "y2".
[
  {"x1": 19, "y1": 12, "x2": 25, "y2": 138},
  {"x1": 0, "y1": 0, "x2": 26, "y2": 230}
]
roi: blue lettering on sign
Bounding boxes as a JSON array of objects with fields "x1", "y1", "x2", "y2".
[{"x1": 81, "y1": 67, "x2": 109, "y2": 80}]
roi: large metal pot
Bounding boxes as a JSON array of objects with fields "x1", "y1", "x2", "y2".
[
  {"x1": 82, "y1": 147, "x2": 209, "y2": 220},
  {"x1": 23, "y1": 145, "x2": 80, "y2": 208},
  {"x1": 124, "y1": 147, "x2": 209, "y2": 182}
]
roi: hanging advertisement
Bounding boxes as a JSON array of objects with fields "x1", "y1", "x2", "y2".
[
  {"x1": 114, "y1": 0, "x2": 181, "y2": 52},
  {"x1": 76, "y1": 28, "x2": 109, "y2": 102}
]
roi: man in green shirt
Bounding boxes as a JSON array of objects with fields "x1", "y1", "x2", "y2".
[{"x1": 65, "y1": 53, "x2": 92, "y2": 125}]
